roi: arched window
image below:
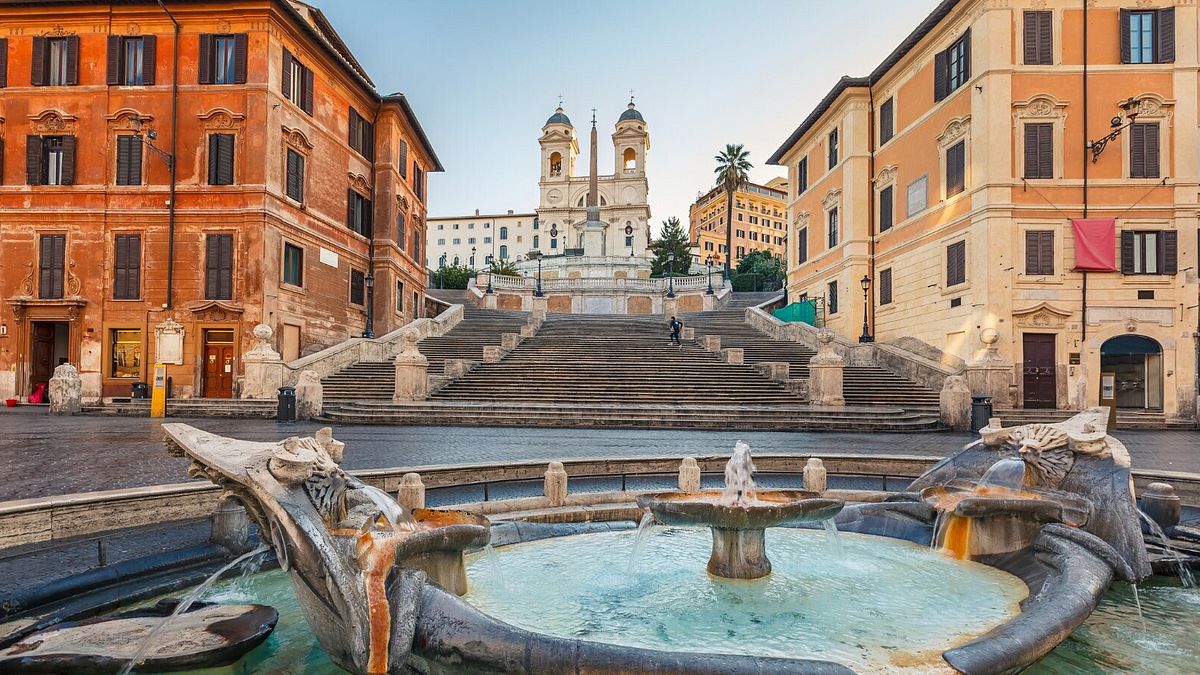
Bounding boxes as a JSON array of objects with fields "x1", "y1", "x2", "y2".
[
  {"x1": 623, "y1": 147, "x2": 636, "y2": 171},
  {"x1": 500, "y1": 226, "x2": 509, "y2": 240},
  {"x1": 1100, "y1": 335, "x2": 1164, "y2": 410},
  {"x1": 549, "y1": 152, "x2": 562, "y2": 176},
  {"x1": 500, "y1": 245, "x2": 508, "y2": 259},
  {"x1": 453, "y1": 256, "x2": 460, "y2": 266},
  {"x1": 576, "y1": 194, "x2": 608, "y2": 207}
]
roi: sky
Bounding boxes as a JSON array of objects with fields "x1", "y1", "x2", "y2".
[{"x1": 311, "y1": 0, "x2": 941, "y2": 234}]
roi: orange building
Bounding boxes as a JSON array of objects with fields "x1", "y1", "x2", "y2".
[
  {"x1": 769, "y1": 0, "x2": 1199, "y2": 419},
  {"x1": 0, "y1": 0, "x2": 442, "y2": 401},
  {"x1": 688, "y1": 177, "x2": 788, "y2": 267}
]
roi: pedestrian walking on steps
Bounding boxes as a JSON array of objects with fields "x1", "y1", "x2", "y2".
[{"x1": 668, "y1": 316, "x2": 683, "y2": 346}]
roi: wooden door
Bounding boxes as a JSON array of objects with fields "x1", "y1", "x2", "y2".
[
  {"x1": 1022, "y1": 333, "x2": 1057, "y2": 409},
  {"x1": 30, "y1": 322, "x2": 56, "y2": 391},
  {"x1": 203, "y1": 331, "x2": 235, "y2": 398}
]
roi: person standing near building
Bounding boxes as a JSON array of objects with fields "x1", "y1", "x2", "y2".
[{"x1": 668, "y1": 316, "x2": 683, "y2": 346}]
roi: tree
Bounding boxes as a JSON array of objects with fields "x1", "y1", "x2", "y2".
[
  {"x1": 713, "y1": 143, "x2": 752, "y2": 279},
  {"x1": 488, "y1": 258, "x2": 521, "y2": 277},
  {"x1": 429, "y1": 264, "x2": 473, "y2": 289},
  {"x1": 648, "y1": 217, "x2": 695, "y2": 278},
  {"x1": 734, "y1": 249, "x2": 785, "y2": 291}
]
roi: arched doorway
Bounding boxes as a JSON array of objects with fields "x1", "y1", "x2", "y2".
[{"x1": 1100, "y1": 335, "x2": 1163, "y2": 410}]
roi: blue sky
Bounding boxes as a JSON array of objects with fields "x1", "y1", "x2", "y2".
[{"x1": 312, "y1": 1, "x2": 940, "y2": 232}]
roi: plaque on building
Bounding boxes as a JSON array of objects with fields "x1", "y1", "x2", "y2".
[
  {"x1": 1069, "y1": 352, "x2": 1081, "y2": 365},
  {"x1": 155, "y1": 318, "x2": 185, "y2": 365},
  {"x1": 320, "y1": 247, "x2": 339, "y2": 268},
  {"x1": 906, "y1": 175, "x2": 927, "y2": 217}
]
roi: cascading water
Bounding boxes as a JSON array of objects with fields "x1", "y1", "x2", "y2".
[
  {"x1": 1137, "y1": 510, "x2": 1195, "y2": 588},
  {"x1": 627, "y1": 511, "x2": 656, "y2": 573},
  {"x1": 978, "y1": 457, "x2": 1027, "y2": 493},
  {"x1": 117, "y1": 545, "x2": 270, "y2": 675},
  {"x1": 722, "y1": 441, "x2": 757, "y2": 506},
  {"x1": 822, "y1": 519, "x2": 844, "y2": 559},
  {"x1": 358, "y1": 484, "x2": 418, "y2": 535},
  {"x1": 483, "y1": 544, "x2": 507, "y2": 591}
]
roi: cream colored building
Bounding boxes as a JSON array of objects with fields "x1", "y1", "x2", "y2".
[
  {"x1": 769, "y1": 0, "x2": 1198, "y2": 420},
  {"x1": 689, "y1": 177, "x2": 789, "y2": 266},
  {"x1": 427, "y1": 210, "x2": 540, "y2": 269}
]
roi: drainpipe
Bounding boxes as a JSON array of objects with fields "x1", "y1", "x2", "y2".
[
  {"x1": 157, "y1": 0, "x2": 179, "y2": 309},
  {"x1": 1081, "y1": 0, "x2": 1089, "y2": 341},
  {"x1": 867, "y1": 86, "x2": 876, "y2": 342},
  {"x1": 364, "y1": 105, "x2": 381, "y2": 338}
]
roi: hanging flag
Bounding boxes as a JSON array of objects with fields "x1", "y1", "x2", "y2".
[{"x1": 1071, "y1": 218, "x2": 1117, "y2": 272}]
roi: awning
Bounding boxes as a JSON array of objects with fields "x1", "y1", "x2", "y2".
[{"x1": 1071, "y1": 218, "x2": 1117, "y2": 272}]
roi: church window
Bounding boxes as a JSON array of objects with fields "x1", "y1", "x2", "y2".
[
  {"x1": 453, "y1": 238, "x2": 460, "y2": 245},
  {"x1": 625, "y1": 236, "x2": 633, "y2": 247},
  {"x1": 549, "y1": 152, "x2": 562, "y2": 176},
  {"x1": 453, "y1": 256, "x2": 459, "y2": 265},
  {"x1": 623, "y1": 147, "x2": 636, "y2": 171}
]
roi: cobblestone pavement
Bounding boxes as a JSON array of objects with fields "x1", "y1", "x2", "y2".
[{"x1": 0, "y1": 407, "x2": 1195, "y2": 502}]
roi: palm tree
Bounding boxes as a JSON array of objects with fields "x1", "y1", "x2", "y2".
[{"x1": 714, "y1": 144, "x2": 752, "y2": 279}]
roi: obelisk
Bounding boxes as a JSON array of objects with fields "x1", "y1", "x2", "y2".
[{"x1": 581, "y1": 109, "x2": 607, "y2": 257}]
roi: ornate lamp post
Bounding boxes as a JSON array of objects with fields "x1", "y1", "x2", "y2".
[
  {"x1": 437, "y1": 254, "x2": 446, "y2": 289},
  {"x1": 529, "y1": 249, "x2": 544, "y2": 297},
  {"x1": 705, "y1": 254, "x2": 714, "y2": 295},
  {"x1": 484, "y1": 254, "x2": 494, "y2": 295},
  {"x1": 625, "y1": 223, "x2": 634, "y2": 258},
  {"x1": 1088, "y1": 97, "x2": 1145, "y2": 163},
  {"x1": 666, "y1": 252, "x2": 676, "y2": 299},
  {"x1": 858, "y1": 274, "x2": 873, "y2": 343},
  {"x1": 363, "y1": 273, "x2": 375, "y2": 338}
]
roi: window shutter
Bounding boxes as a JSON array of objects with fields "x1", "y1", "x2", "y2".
[
  {"x1": 1023, "y1": 124, "x2": 1038, "y2": 179},
  {"x1": 219, "y1": 235, "x2": 233, "y2": 299},
  {"x1": 879, "y1": 268, "x2": 892, "y2": 305},
  {"x1": 117, "y1": 136, "x2": 131, "y2": 184},
  {"x1": 208, "y1": 135, "x2": 220, "y2": 183},
  {"x1": 363, "y1": 198, "x2": 373, "y2": 239},
  {"x1": 879, "y1": 185, "x2": 893, "y2": 231},
  {"x1": 31, "y1": 36, "x2": 46, "y2": 86},
  {"x1": 1039, "y1": 231, "x2": 1054, "y2": 275},
  {"x1": 1023, "y1": 11, "x2": 1039, "y2": 64},
  {"x1": 114, "y1": 235, "x2": 127, "y2": 298},
  {"x1": 1130, "y1": 124, "x2": 1145, "y2": 177},
  {"x1": 962, "y1": 29, "x2": 971, "y2": 81},
  {"x1": 233, "y1": 33, "x2": 248, "y2": 84},
  {"x1": 61, "y1": 136, "x2": 76, "y2": 185},
  {"x1": 348, "y1": 108, "x2": 358, "y2": 149},
  {"x1": 347, "y1": 189, "x2": 355, "y2": 231},
  {"x1": 281, "y1": 49, "x2": 292, "y2": 98},
  {"x1": 142, "y1": 35, "x2": 156, "y2": 85},
  {"x1": 1120, "y1": 230, "x2": 1135, "y2": 273},
  {"x1": 1024, "y1": 231, "x2": 1039, "y2": 274},
  {"x1": 206, "y1": 234, "x2": 234, "y2": 300},
  {"x1": 879, "y1": 98, "x2": 893, "y2": 144},
  {"x1": 1145, "y1": 123, "x2": 1159, "y2": 178},
  {"x1": 1037, "y1": 11, "x2": 1052, "y2": 64},
  {"x1": 934, "y1": 49, "x2": 948, "y2": 101},
  {"x1": 399, "y1": 141, "x2": 408, "y2": 177},
  {"x1": 301, "y1": 67, "x2": 313, "y2": 114},
  {"x1": 0, "y1": 38, "x2": 8, "y2": 88},
  {"x1": 26, "y1": 136, "x2": 43, "y2": 185},
  {"x1": 40, "y1": 235, "x2": 65, "y2": 299},
  {"x1": 1160, "y1": 229, "x2": 1178, "y2": 275},
  {"x1": 107, "y1": 36, "x2": 121, "y2": 85},
  {"x1": 218, "y1": 134, "x2": 234, "y2": 184},
  {"x1": 205, "y1": 235, "x2": 219, "y2": 298},
  {"x1": 198, "y1": 34, "x2": 213, "y2": 84},
  {"x1": 1156, "y1": 7, "x2": 1174, "y2": 63},
  {"x1": 65, "y1": 35, "x2": 79, "y2": 85},
  {"x1": 1037, "y1": 124, "x2": 1053, "y2": 178},
  {"x1": 1119, "y1": 9, "x2": 1132, "y2": 64}
]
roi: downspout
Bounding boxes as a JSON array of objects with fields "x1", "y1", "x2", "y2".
[
  {"x1": 364, "y1": 105, "x2": 381, "y2": 337},
  {"x1": 157, "y1": 0, "x2": 179, "y2": 309},
  {"x1": 1081, "y1": 0, "x2": 1088, "y2": 341},
  {"x1": 867, "y1": 86, "x2": 877, "y2": 341}
]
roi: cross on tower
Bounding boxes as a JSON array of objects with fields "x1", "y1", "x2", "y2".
[
  {"x1": 557, "y1": 94, "x2": 563, "y2": 108},
  {"x1": 629, "y1": 89, "x2": 635, "y2": 104},
  {"x1": 591, "y1": 108, "x2": 597, "y2": 125}
]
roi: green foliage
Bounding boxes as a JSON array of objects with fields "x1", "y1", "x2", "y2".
[
  {"x1": 429, "y1": 264, "x2": 473, "y2": 290},
  {"x1": 732, "y1": 249, "x2": 785, "y2": 291},
  {"x1": 488, "y1": 258, "x2": 522, "y2": 277},
  {"x1": 713, "y1": 144, "x2": 753, "y2": 274},
  {"x1": 648, "y1": 217, "x2": 696, "y2": 278}
]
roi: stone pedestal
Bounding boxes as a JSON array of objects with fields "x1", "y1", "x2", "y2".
[
  {"x1": 48, "y1": 363, "x2": 82, "y2": 415},
  {"x1": 701, "y1": 335, "x2": 721, "y2": 352},
  {"x1": 482, "y1": 346, "x2": 504, "y2": 364},
  {"x1": 393, "y1": 330, "x2": 429, "y2": 402},
  {"x1": 709, "y1": 527, "x2": 771, "y2": 579},
  {"x1": 681, "y1": 327, "x2": 695, "y2": 340},
  {"x1": 531, "y1": 296, "x2": 548, "y2": 318},
  {"x1": 241, "y1": 324, "x2": 285, "y2": 400},
  {"x1": 803, "y1": 458, "x2": 827, "y2": 493},
  {"x1": 544, "y1": 461, "x2": 568, "y2": 506},
  {"x1": 210, "y1": 496, "x2": 254, "y2": 554},
  {"x1": 963, "y1": 328, "x2": 1014, "y2": 408},
  {"x1": 808, "y1": 330, "x2": 845, "y2": 406},
  {"x1": 444, "y1": 359, "x2": 469, "y2": 378},
  {"x1": 520, "y1": 325, "x2": 537, "y2": 338},
  {"x1": 295, "y1": 370, "x2": 323, "y2": 420},
  {"x1": 755, "y1": 362, "x2": 790, "y2": 383},
  {"x1": 398, "y1": 473, "x2": 426, "y2": 512},
  {"x1": 662, "y1": 297, "x2": 678, "y2": 318},
  {"x1": 721, "y1": 348, "x2": 744, "y2": 365},
  {"x1": 678, "y1": 457, "x2": 701, "y2": 493},
  {"x1": 939, "y1": 375, "x2": 972, "y2": 431},
  {"x1": 501, "y1": 333, "x2": 521, "y2": 349}
]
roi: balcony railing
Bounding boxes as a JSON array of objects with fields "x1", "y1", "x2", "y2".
[{"x1": 484, "y1": 274, "x2": 715, "y2": 293}]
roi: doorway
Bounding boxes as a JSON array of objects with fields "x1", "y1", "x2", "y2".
[
  {"x1": 29, "y1": 321, "x2": 70, "y2": 397},
  {"x1": 1100, "y1": 335, "x2": 1162, "y2": 410},
  {"x1": 1022, "y1": 333, "x2": 1057, "y2": 409},
  {"x1": 202, "y1": 329, "x2": 236, "y2": 398}
]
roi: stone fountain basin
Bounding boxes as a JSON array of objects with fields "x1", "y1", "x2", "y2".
[
  {"x1": 920, "y1": 481, "x2": 1092, "y2": 527},
  {"x1": 636, "y1": 491, "x2": 844, "y2": 529},
  {"x1": 399, "y1": 508, "x2": 491, "y2": 555}
]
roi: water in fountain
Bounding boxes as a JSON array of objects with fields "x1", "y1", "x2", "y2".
[
  {"x1": 117, "y1": 545, "x2": 269, "y2": 675},
  {"x1": 822, "y1": 519, "x2": 843, "y2": 559},
  {"x1": 1138, "y1": 510, "x2": 1196, "y2": 588},
  {"x1": 1130, "y1": 583, "x2": 1146, "y2": 631},
  {"x1": 978, "y1": 457, "x2": 1026, "y2": 493},
  {"x1": 722, "y1": 441, "x2": 757, "y2": 506},
  {"x1": 627, "y1": 511, "x2": 656, "y2": 572},
  {"x1": 483, "y1": 544, "x2": 507, "y2": 591},
  {"x1": 358, "y1": 484, "x2": 418, "y2": 535}
]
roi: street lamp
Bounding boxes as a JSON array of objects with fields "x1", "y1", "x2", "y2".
[
  {"x1": 705, "y1": 255, "x2": 714, "y2": 295},
  {"x1": 666, "y1": 252, "x2": 676, "y2": 299},
  {"x1": 484, "y1": 254, "x2": 494, "y2": 295},
  {"x1": 437, "y1": 254, "x2": 446, "y2": 289},
  {"x1": 625, "y1": 223, "x2": 634, "y2": 258},
  {"x1": 1088, "y1": 97, "x2": 1145, "y2": 163},
  {"x1": 470, "y1": 246, "x2": 476, "y2": 273},
  {"x1": 858, "y1": 274, "x2": 873, "y2": 343},
  {"x1": 529, "y1": 249, "x2": 544, "y2": 297},
  {"x1": 363, "y1": 273, "x2": 375, "y2": 338}
]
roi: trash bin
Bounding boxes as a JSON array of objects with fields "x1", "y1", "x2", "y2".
[
  {"x1": 131, "y1": 382, "x2": 149, "y2": 399},
  {"x1": 970, "y1": 395, "x2": 993, "y2": 432},
  {"x1": 277, "y1": 386, "x2": 296, "y2": 422}
]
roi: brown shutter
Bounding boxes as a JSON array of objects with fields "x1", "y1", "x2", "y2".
[
  {"x1": 879, "y1": 185, "x2": 893, "y2": 231},
  {"x1": 208, "y1": 135, "x2": 220, "y2": 183},
  {"x1": 1130, "y1": 124, "x2": 1145, "y2": 177},
  {"x1": 1160, "y1": 229, "x2": 1178, "y2": 275},
  {"x1": 107, "y1": 35, "x2": 121, "y2": 85},
  {"x1": 281, "y1": 49, "x2": 292, "y2": 98},
  {"x1": 1039, "y1": 231, "x2": 1054, "y2": 275},
  {"x1": 114, "y1": 234, "x2": 141, "y2": 299},
  {"x1": 880, "y1": 98, "x2": 893, "y2": 144},
  {"x1": 218, "y1": 134, "x2": 234, "y2": 184},
  {"x1": 220, "y1": 235, "x2": 233, "y2": 299},
  {"x1": 65, "y1": 35, "x2": 79, "y2": 85},
  {"x1": 1024, "y1": 231, "x2": 1039, "y2": 274},
  {"x1": 1037, "y1": 12, "x2": 1052, "y2": 64},
  {"x1": 142, "y1": 35, "x2": 156, "y2": 85},
  {"x1": 962, "y1": 29, "x2": 971, "y2": 80},
  {"x1": 347, "y1": 189, "x2": 356, "y2": 231},
  {"x1": 233, "y1": 33, "x2": 248, "y2": 84},
  {"x1": 301, "y1": 66, "x2": 313, "y2": 114},
  {"x1": 205, "y1": 235, "x2": 219, "y2": 298},
  {"x1": 364, "y1": 198, "x2": 373, "y2": 239},
  {"x1": 879, "y1": 268, "x2": 892, "y2": 305},
  {"x1": 26, "y1": 135, "x2": 43, "y2": 185},
  {"x1": 1119, "y1": 9, "x2": 1132, "y2": 63},
  {"x1": 31, "y1": 36, "x2": 46, "y2": 86},
  {"x1": 934, "y1": 49, "x2": 948, "y2": 101},
  {"x1": 1156, "y1": 7, "x2": 1174, "y2": 63},
  {"x1": 60, "y1": 136, "x2": 76, "y2": 185},
  {"x1": 348, "y1": 108, "x2": 358, "y2": 149},
  {"x1": 114, "y1": 234, "x2": 127, "y2": 299},
  {"x1": 0, "y1": 38, "x2": 8, "y2": 88},
  {"x1": 1145, "y1": 123, "x2": 1160, "y2": 178},
  {"x1": 198, "y1": 34, "x2": 213, "y2": 84},
  {"x1": 1037, "y1": 124, "x2": 1052, "y2": 178},
  {"x1": 205, "y1": 234, "x2": 233, "y2": 300},
  {"x1": 117, "y1": 136, "x2": 131, "y2": 184},
  {"x1": 399, "y1": 141, "x2": 408, "y2": 177},
  {"x1": 1023, "y1": 11, "x2": 1039, "y2": 64},
  {"x1": 39, "y1": 235, "x2": 66, "y2": 299},
  {"x1": 1023, "y1": 124, "x2": 1038, "y2": 179},
  {"x1": 1120, "y1": 230, "x2": 1135, "y2": 273}
]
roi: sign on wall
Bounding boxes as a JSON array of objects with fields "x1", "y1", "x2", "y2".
[
  {"x1": 906, "y1": 176, "x2": 927, "y2": 217},
  {"x1": 319, "y1": 248, "x2": 339, "y2": 268}
]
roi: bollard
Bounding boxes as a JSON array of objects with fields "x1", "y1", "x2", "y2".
[
  {"x1": 544, "y1": 461, "x2": 568, "y2": 506},
  {"x1": 398, "y1": 473, "x2": 426, "y2": 512},
  {"x1": 1138, "y1": 482, "x2": 1180, "y2": 530},
  {"x1": 803, "y1": 458, "x2": 827, "y2": 493},
  {"x1": 678, "y1": 457, "x2": 701, "y2": 493}
]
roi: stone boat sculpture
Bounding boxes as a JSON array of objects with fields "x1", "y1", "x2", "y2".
[{"x1": 163, "y1": 424, "x2": 850, "y2": 675}]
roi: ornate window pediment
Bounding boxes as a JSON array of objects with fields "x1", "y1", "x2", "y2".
[
  {"x1": 873, "y1": 164, "x2": 898, "y2": 188},
  {"x1": 1126, "y1": 93, "x2": 1174, "y2": 124},
  {"x1": 282, "y1": 126, "x2": 314, "y2": 152},
  {"x1": 1014, "y1": 302, "x2": 1072, "y2": 328},
  {"x1": 794, "y1": 210, "x2": 810, "y2": 228},
  {"x1": 936, "y1": 115, "x2": 971, "y2": 149},
  {"x1": 821, "y1": 188, "x2": 842, "y2": 211},
  {"x1": 199, "y1": 108, "x2": 246, "y2": 132},
  {"x1": 1014, "y1": 95, "x2": 1068, "y2": 121},
  {"x1": 105, "y1": 109, "x2": 153, "y2": 132},
  {"x1": 348, "y1": 172, "x2": 371, "y2": 194},
  {"x1": 29, "y1": 110, "x2": 78, "y2": 135}
]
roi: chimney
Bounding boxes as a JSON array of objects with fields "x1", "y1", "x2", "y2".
[{"x1": 475, "y1": 208, "x2": 480, "y2": 216}]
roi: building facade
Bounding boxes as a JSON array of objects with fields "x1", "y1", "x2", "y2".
[
  {"x1": 769, "y1": 0, "x2": 1198, "y2": 419},
  {"x1": 0, "y1": 0, "x2": 441, "y2": 401},
  {"x1": 427, "y1": 210, "x2": 539, "y2": 268},
  {"x1": 688, "y1": 177, "x2": 788, "y2": 266}
]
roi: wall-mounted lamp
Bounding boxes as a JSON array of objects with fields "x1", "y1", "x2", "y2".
[{"x1": 1087, "y1": 97, "x2": 1144, "y2": 163}]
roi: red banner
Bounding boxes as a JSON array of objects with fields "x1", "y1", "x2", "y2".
[{"x1": 1071, "y1": 218, "x2": 1117, "y2": 272}]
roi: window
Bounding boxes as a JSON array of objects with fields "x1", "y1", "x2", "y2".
[
  {"x1": 411, "y1": 231, "x2": 420, "y2": 259},
  {"x1": 27, "y1": 135, "x2": 75, "y2": 186},
  {"x1": 934, "y1": 31, "x2": 970, "y2": 101},
  {"x1": 282, "y1": 49, "x2": 313, "y2": 114},
  {"x1": 113, "y1": 233, "x2": 141, "y2": 299},
  {"x1": 1121, "y1": 8, "x2": 1174, "y2": 64},
  {"x1": 208, "y1": 134, "x2": 235, "y2": 185},
  {"x1": 736, "y1": 246, "x2": 745, "y2": 259},
  {"x1": 349, "y1": 269, "x2": 365, "y2": 306},
  {"x1": 827, "y1": 281, "x2": 838, "y2": 314},
  {"x1": 397, "y1": 212, "x2": 407, "y2": 243},
  {"x1": 879, "y1": 97, "x2": 894, "y2": 145},
  {"x1": 413, "y1": 163, "x2": 425, "y2": 200},
  {"x1": 550, "y1": 238, "x2": 558, "y2": 249},
  {"x1": 468, "y1": 223, "x2": 475, "y2": 229},
  {"x1": 797, "y1": 227, "x2": 808, "y2": 264},
  {"x1": 396, "y1": 281, "x2": 405, "y2": 312},
  {"x1": 1121, "y1": 230, "x2": 1178, "y2": 275},
  {"x1": 347, "y1": 190, "x2": 372, "y2": 238},
  {"x1": 1023, "y1": 123, "x2": 1053, "y2": 179},
  {"x1": 533, "y1": 235, "x2": 540, "y2": 248},
  {"x1": 38, "y1": 234, "x2": 65, "y2": 299},
  {"x1": 827, "y1": 208, "x2": 839, "y2": 249},
  {"x1": 107, "y1": 36, "x2": 154, "y2": 86},
  {"x1": 737, "y1": 213, "x2": 744, "y2": 222},
  {"x1": 283, "y1": 243, "x2": 303, "y2": 286},
  {"x1": 32, "y1": 36, "x2": 77, "y2": 86},
  {"x1": 879, "y1": 268, "x2": 892, "y2": 305},
  {"x1": 483, "y1": 236, "x2": 491, "y2": 244},
  {"x1": 828, "y1": 129, "x2": 838, "y2": 169},
  {"x1": 115, "y1": 135, "x2": 143, "y2": 185},
  {"x1": 499, "y1": 245, "x2": 508, "y2": 259},
  {"x1": 399, "y1": 140, "x2": 409, "y2": 178},
  {"x1": 0, "y1": 38, "x2": 7, "y2": 89},
  {"x1": 467, "y1": 237, "x2": 476, "y2": 245},
  {"x1": 205, "y1": 234, "x2": 234, "y2": 300},
  {"x1": 736, "y1": 229, "x2": 746, "y2": 238},
  {"x1": 437, "y1": 238, "x2": 445, "y2": 245},
  {"x1": 110, "y1": 329, "x2": 142, "y2": 378},
  {"x1": 1023, "y1": 11, "x2": 1052, "y2": 65},
  {"x1": 285, "y1": 149, "x2": 304, "y2": 202},
  {"x1": 879, "y1": 185, "x2": 894, "y2": 232},
  {"x1": 349, "y1": 108, "x2": 374, "y2": 159},
  {"x1": 200, "y1": 34, "x2": 245, "y2": 85},
  {"x1": 1025, "y1": 230, "x2": 1054, "y2": 275},
  {"x1": 453, "y1": 238, "x2": 460, "y2": 245},
  {"x1": 1129, "y1": 122, "x2": 1160, "y2": 178},
  {"x1": 625, "y1": 235, "x2": 633, "y2": 247},
  {"x1": 946, "y1": 140, "x2": 966, "y2": 196},
  {"x1": 797, "y1": 157, "x2": 808, "y2": 194},
  {"x1": 946, "y1": 240, "x2": 966, "y2": 287},
  {"x1": 500, "y1": 226, "x2": 508, "y2": 240}
]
